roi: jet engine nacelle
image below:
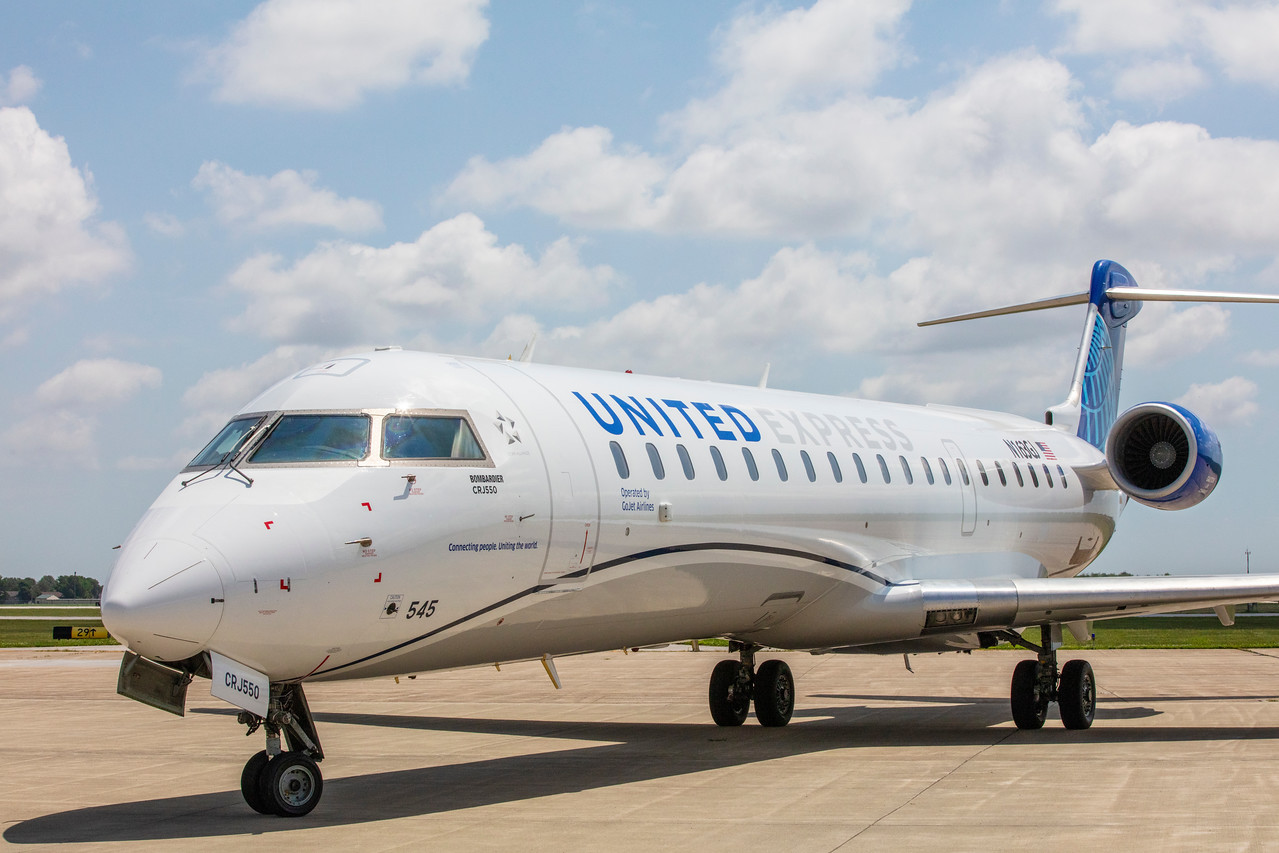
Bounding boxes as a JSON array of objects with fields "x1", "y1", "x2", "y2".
[{"x1": 1105, "y1": 402, "x2": 1221, "y2": 510}]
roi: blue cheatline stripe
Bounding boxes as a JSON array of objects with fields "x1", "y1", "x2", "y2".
[{"x1": 311, "y1": 542, "x2": 890, "y2": 677}]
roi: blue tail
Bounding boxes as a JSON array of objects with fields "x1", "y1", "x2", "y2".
[
  {"x1": 921, "y1": 258, "x2": 1279, "y2": 449},
  {"x1": 1051, "y1": 260, "x2": 1142, "y2": 449}
]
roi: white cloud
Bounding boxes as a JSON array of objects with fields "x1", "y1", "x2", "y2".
[
  {"x1": 1124, "y1": 303, "x2": 1230, "y2": 365},
  {"x1": 34, "y1": 359, "x2": 162, "y2": 409},
  {"x1": 673, "y1": 0, "x2": 910, "y2": 137},
  {"x1": 1173, "y1": 375, "x2": 1259, "y2": 425},
  {"x1": 143, "y1": 212, "x2": 185, "y2": 237},
  {"x1": 201, "y1": 0, "x2": 490, "y2": 110},
  {"x1": 1, "y1": 359, "x2": 161, "y2": 467},
  {"x1": 223, "y1": 213, "x2": 617, "y2": 345},
  {"x1": 0, "y1": 66, "x2": 40, "y2": 106},
  {"x1": 1241, "y1": 348, "x2": 1279, "y2": 367},
  {"x1": 192, "y1": 161, "x2": 383, "y2": 232},
  {"x1": 1056, "y1": 1, "x2": 1279, "y2": 94},
  {"x1": 446, "y1": 42, "x2": 1279, "y2": 267},
  {"x1": 446, "y1": 127, "x2": 667, "y2": 229},
  {"x1": 0, "y1": 107, "x2": 130, "y2": 321},
  {"x1": 1053, "y1": 0, "x2": 1197, "y2": 54},
  {"x1": 1113, "y1": 57, "x2": 1207, "y2": 102},
  {"x1": 1196, "y1": 3, "x2": 1279, "y2": 87}
]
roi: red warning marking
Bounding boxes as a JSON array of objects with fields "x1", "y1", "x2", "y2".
[
  {"x1": 264, "y1": 521, "x2": 274, "y2": 530},
  {"x1": 301, "y1": 655, "x2": 331, "y2": 678},
  {"x1": 373, "y1": 572, "x2": 382, "y2": 583},
  {"x1": 579, "y1": 530, "x2": 589, "y2": 564},
  {"x1": 361, "y1": 502, "x2": 372, "y2": 511},
  {"x1": 280, "y1": 579, "x2": 291, "y2": 591}
]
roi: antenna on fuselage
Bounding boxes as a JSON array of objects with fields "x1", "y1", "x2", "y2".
[
  {"x1": 758, "y1": 363, "x2": 771, "y2": 389},
  {"x1": 518, "y1": 334, "x2": 539, "y2": 364}
]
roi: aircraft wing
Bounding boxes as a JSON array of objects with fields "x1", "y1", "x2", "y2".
[{"x1": 911, "y1": 574, "x2": 1279, "y2": 633}]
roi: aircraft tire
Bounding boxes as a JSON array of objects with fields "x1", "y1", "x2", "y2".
[
  {"x1": 709, "y1": 659, "x2": 752, "y2": 726},
  {"x1": 240, "y1": 750, "x2": 273, "y2": 814},
  {"x1": 1058, "y1": 659, "x2": 1096, "y2": 730},
  {"x1": 259, "y1": 751, "x2": 324, "y2": 817},
  {"x1": 1010, "y1": 659, "x2": 1048, "y2": 730},
  {"x1": 753, "y1": 659, "x2": 794, "y2": 727}
]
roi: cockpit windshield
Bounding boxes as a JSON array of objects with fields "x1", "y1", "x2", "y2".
[
  {"x1": 188, "y1": 415, "x2": 265, "y2": 468},
  {"x1": 249, "y1": 414, "x2": 371, "y2": 464},
  {"x1": 383, "y1": 415, "x2": 484, "y2": 460}
]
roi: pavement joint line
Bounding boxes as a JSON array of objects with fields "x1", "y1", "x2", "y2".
[
  {"x1": 1239, "y1": 648, "x2": 1279, "y2": 661},
  {"x1": 829, "y1": 727, "x2": 1020, "y2": 851}
]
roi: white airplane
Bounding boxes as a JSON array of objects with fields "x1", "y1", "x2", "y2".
[{"x1": 103, "y1": 260, "x2": 1279, "y2": 817}]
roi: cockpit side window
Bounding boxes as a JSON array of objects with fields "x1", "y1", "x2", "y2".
[
  {"x1": 249, "y1": 414, "x2": 371, "y2": 464},
  {"x1": 383, "y1": 415, "x2": 484, "y2": 460},
  {"x1": 187, "y1": 414, "x2": 266, "y2": 468}
]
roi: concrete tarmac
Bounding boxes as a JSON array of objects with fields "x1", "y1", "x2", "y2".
[{"x1": 4, "y1": 646, "x2": 1279, "y2": 852}]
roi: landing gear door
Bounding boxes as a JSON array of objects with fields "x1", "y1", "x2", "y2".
[{"x1": 464, "y1": 363, "x2": 600, "y2": 586}]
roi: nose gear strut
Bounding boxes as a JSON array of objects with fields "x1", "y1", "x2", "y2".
[{"x1": 237, "y1": 682, "x2": 325, "y2": 816}]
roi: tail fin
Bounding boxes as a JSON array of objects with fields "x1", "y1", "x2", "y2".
[
  {"x1": 919, "y1": 260, "x2": 1279, "y2": 448},
  {"x1": 1049, "y1": 260, "x2": 1140, "y2": 448}
]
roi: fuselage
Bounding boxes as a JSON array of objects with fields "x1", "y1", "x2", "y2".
[{"x1": 101, "y1": 349, "x2": 1121, "y2": 682}]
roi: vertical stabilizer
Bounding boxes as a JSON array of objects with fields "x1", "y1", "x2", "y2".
[{"x1": 1046, "y1": 261, "x2": 1141, "y2": 448}]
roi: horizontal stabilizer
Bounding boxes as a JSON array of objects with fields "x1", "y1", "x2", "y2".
[{"x1": 919, "y1": 286, "x2": 1279, "y2": 327}]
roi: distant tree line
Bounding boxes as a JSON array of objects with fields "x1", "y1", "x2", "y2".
[{"x1": 0, "y1": 574, "x2": 102, "y2": 603}]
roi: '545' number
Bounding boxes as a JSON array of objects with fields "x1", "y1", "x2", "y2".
[{"x1": 406, "y1": 599, "x2": 438, "y2": 619}]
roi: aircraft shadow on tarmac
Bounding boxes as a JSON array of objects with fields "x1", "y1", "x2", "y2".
[{"x1": 8, "y1": 701, "x2": 1279, "y2": 843}]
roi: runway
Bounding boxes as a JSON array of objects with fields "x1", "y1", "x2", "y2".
[{"x1": 4, "y1": 646, "x2": 1279, "y2": 851}]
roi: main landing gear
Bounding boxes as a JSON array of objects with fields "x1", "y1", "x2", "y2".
[
  {"x1": 997, "y1": 624, "x2": 1096, "y2": 731},
  {"x1": 238, "y1": 682, "x2": 325, "y2": 816},
  {"x1": 708, "y1": 641, "x2": 795, "y2": 727}
]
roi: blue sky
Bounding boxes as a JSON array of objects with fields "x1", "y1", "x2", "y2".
[{"x1": 3, "y1": 0, "x2": 1279, "y2": 582}]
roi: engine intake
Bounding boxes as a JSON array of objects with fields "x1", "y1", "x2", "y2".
[{"x1": 1105, "y1": 402, "x2": 1221, "y2": 510}]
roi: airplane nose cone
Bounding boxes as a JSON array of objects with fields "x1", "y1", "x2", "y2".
[{"x1": 102, "y1": 539, "x2": 225, "y2": 662}]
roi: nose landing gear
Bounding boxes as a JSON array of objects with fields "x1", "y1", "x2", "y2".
[
  {"x1": 708, "y1": 642, "x2": 795, "y2": 728},
  {"x1": 238, "y1": 682, "x2": 325, "y2": 816}
]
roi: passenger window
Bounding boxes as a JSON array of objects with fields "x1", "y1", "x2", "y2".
[
  {"x1": 921, "y1": 456, "x2": 934, "y2": 485},
  {"x1": 994, "y1": 461, "x2": 1007, "y2": 486},
  {"x1": 853, "y1": 453, "x2": 868, "y2": 483},
  {"x1": 1043, "y1": 464, "x2": 1054, "y2": 488},
  {"x1": 383, "y1": 414, "x2": 484, "y2": 460},
  {"x1": 1057, "y1": 465, "x2": 1067, "y2": 489},
  {"x1": 610, "y1": 441, "x2": 629, "y2": 479},
  {"x1": 188, "y1": 414, "x2": 265, "y2": 467},
  {"x1": 646, "y1": 443, "x2": 666, "y2": 480},
  {"x1": 828, "y1": 452, "x2": 843, "y2": 483},
  {"x1": 976, "y1": 459, "x2": 989, "y2": 486},
  {"x1": 677, "y1": 444, "x2": 695, "y2": 479},
  {"x1": 801, "y1": 450, "x2": 817, "y2": 482},
  {"x1": 1028, "y1": 464, "x2": 1039, "y2": 487},
  {"x1": 251, "y1": 414, "x2": 371, "y2": 463},
  {"x1": 938, "y1": 458, "x2": 952, "y2": 485},
  {"x1": 772, "y1": 448, "x2": 789, "y2": 482},
  {"x1": 711, "y1": 446, "x2": 728, "y2": 481},
  {"x1": 877, "y1": 454, "x2": 891, "y2": 484},
  {"x1": 1012, "y1": 461, "x2": 1024, "y2": 487},
  {"x1": 957, "y1": 459, "x2": 971, "y2": 486},
  {"x1": 899, "y1": 455, "x2": 913, "y2": 485},
  {"x1": 742, "y1": 447, "x2": 759, "y2": 481}
]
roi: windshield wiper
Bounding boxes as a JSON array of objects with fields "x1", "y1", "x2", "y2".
[{"x1": 181, "y1": 449, "x2": 254, "y2": 489}]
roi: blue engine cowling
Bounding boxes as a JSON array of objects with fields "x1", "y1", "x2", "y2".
[{"x1": 1104, "y1": 402, "x2": 1221, "y2": 510}]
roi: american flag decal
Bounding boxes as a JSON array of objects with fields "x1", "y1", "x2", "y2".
[{"x1": 1036, "y1": 442, "x2": 1057, "y2": 460}]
